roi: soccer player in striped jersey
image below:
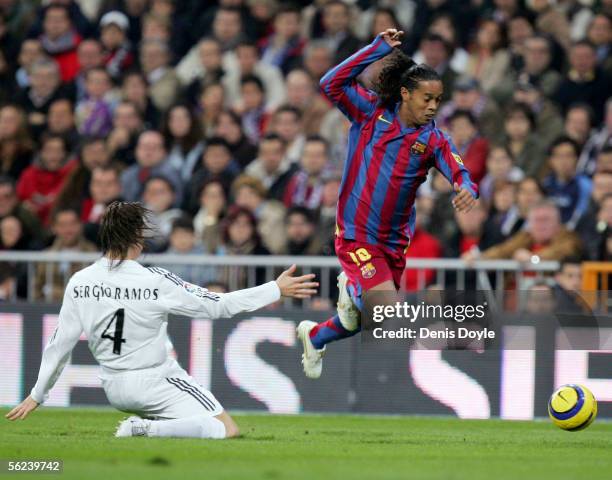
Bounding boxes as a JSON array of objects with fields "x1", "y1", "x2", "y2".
[
  {"x1": 6, "y1": 202, "x2": 318, "y2": 439},
  {"x1": 297, "y1": 29, "x2": 478, "y2": 378}
]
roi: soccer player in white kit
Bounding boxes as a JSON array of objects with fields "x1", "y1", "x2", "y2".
[{"x1": 5, "y1": 202, "x2": 319, "y2": 439}]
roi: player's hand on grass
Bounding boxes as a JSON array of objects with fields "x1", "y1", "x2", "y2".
[
  {"x1": 379, "y1": 28, "x2": 403, "y2": 48},
  {"x1": 5, "y1": 395, "x2": 39, "y2": 421},
  {"x1": 452, "y1": 183, "x2": 476, "y2": 213},
  {"x1": 276, "y1": 264, "x2": 319, "y2": 299}
]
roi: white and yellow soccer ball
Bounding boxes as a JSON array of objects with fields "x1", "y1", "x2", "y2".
[{"x1": 548, "y1": 384, "x2": 597, "y2": 431}]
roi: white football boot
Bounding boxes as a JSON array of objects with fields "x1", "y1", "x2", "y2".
[
  {"x1": 115, "y1": 416, "x2": 152, "y2": 437},
  {"x1": 297, "y1": 320, "x2": 325, "y2": 379}
]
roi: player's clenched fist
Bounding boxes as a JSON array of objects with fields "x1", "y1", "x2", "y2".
[
  {"x1": 5, "y1": 395, "x2": 39, "y2": 421},
  {"x1": 452, "y1": 182, "x2": 477, "y2": 213},
  {"x1": 276, "y1": 264, "x2": 319, "y2": 299}
]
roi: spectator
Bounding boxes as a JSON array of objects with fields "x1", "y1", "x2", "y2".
[
  {"x1": 0, "y1": 176, "x2": 43, "y2": 245},
  {"x1": 162, "y1": 103, "x2": 205, "y2": 183},
  {"x1": 120, "y1": 130, "x2": 182, "y2": 205},
  {"x1": 542, "y1": 136, "x2": 592, "y2": 229},
  {"x1": 554, "y1": 40, "x2": 610, "y2": 124},
  {"x1": 139, "y1": 39, "x2": 180, "y2": 112},
  {"x1": 0, "y1": 104, "x2": 34, "y2": 181},
  {"x1": 465, "y1": 18, "x2": 510, "y2": 93},
  {"x1": 214, "y1": 110, "x2": 257, "y2": 169},
  {"x1": 576, "y1": 183, "x2": 612, "y2": 259},
  {"x1": 183, "y1": 38, "x2": 226, "y2": 107},
  {"x1": 245, "y1": 133, "x2": 297, "y2": 202},
  {"x1": 269, "y1": 105, "x2": 305, "y2": 164},
  {"x1": 185, "y1": 137, "x2": 240, "y2": 211},
  {"x1": 284, "y1": 135, "x2": 330, "y2": 210},
  {"x1": 99, "y1": 11, "x2": 134, "y2": 80},
  {"x1": 224, "y1": 41, "x2": 286, "y2": 111},
  {"x1": 0, "y1": 215, "x2": 32, "y2": 250},
  {"x1": 503, "y1": 101, "x2": 547, "y2": 177},
  {"x1": 33, "y1": 206, "x2": 97, "y2": 301},
  {"x1": 121, "y1": 70, "x2": 159, "y2": 128},
  {"x1": 16, "y1": 134, "x2": 76, "y2": 225},
  {"x1": 235, "y1": 75, "x2": 269, "y2": 144},
  {"x1": 512, "y1": 34, "x2": 562, "y2": 98},
  {"x1": 55, "y1": 136, "x2": 110, "y2": 212},
  {"x1": 479, "y1": 145, "x2": 524, "y2": 205},
  {"x1": 15, "y1": 39, "x2": 44, "y2": 89},
  {"x1": 38, "y1": 4, "x2": 82, "y2": 82},
  {"x1": 563, "y1": 103, "x2": 595, "y2": 153},
  {"x1": 450, "y1": 201, "x2": 491, "y2": 258},
  {"x1": 506, "y1": 13, "x2": 536, "y2": 73},
  {"x1": 75, "y1": 67, "x2": 116, "y2": 137},
  {"x1": 210, "y1": 6, "x2": 246, "y2": 53},
  {"x1": 82, "y1": 164, "x2": 123, "y2": 244},
  {"x1": 552, "y1": 256, "x2": 589, "y2": 313},
  {"x1": 0, "y1": 262, "x2": 17, "y2": 300},
  {"x1": 301, "y1": 40, "x2": 334, "y2": 82},
  {"x1": 527, "y1": 0, "x2": 571, "y2": 51},
  {"x1": 422, "y1": 12, "x2": 469, "y2": 74},
  {"x1": 477, "y1": 201, "x2": 582, "y2": 262},
  {"x1": 17, "y1": 58, "x2": 74, "y2": 136},
  {"x1": 163, "y1": 216, "x2": 216, "y2": 286},
  {"x1": 280, "y1": 206, "x2": 323, "y2": 255},
  {"x1": 106, "y1": 100, "x2": 144, "y2": 166},
  {"x1": 232, "y1": 175, "x2": 287, "y2": 254},
  {"x1": 142, "y1": 175, "x2": 184, "y2": 251},
  {"x1": 316, "y1": 172, "x2": 341, "y2": 256},
  {"x1": 259, "y1": 5, "x2": 305, "y2": 75},
  {"x1": 447, "y1": 110, "x2": 488, "y2": 184},
  {"x1": 512, "y1": 78, "x2": 564, "y2": 148},
  {"x1": 29, "y1": 1, "x2": 92, "y2": 39},
  {"x1": 482, "y1": 179, "x2": 520, "y2": 247},
  {"x1": 586, "y1": 13, "x2": 612, "y2": 75},
  {"x1": 285, "y1": 69, "x2": 331, "y2": 136},
  {"x1": 219, "y1": 206, "x2": 270, "y2": 288},
  {"x1": 419, "y1": 33, "x2": 458, "y2": 102},
  {"x1": 198, "y1": 82, "x2": 225, "y2": 138},
  {"x1": 193, "y1": 179, "x2": 226, "y2": 254},
  {"x1": 46, "y1": 98, "x2": 79, "y2": 152},
  {"x1": 437, "y1": 77, "x2": 503, "y2": 142},
  {"x1": 74, "y1": 39, "x2": 105, "y2": 101},
  {"x1": 319, "y1": 0, "x2": 362, "y2": 64},
  {"x1": 577, "y1": 100, "x2": 612, "y2": 176}
]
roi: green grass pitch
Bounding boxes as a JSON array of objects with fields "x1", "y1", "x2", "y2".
[{"x1": 1, "y1": 408, "x2": 611, "y2": 480}]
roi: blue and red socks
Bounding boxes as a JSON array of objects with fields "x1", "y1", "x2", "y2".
[{"x1": 309, "y1": 315, "x2": 360, "y2": 349}]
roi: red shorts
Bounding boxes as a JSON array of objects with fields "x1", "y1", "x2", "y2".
[{"x1": 335, "y1": 237, "x2": 405, "y2": 292}]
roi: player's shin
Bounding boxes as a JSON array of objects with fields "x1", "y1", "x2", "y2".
[
  {"x1": 147, "y1": 415, "x2": 227, "y2": 439},
  {"x1": 309, "y1": 314, "x2": 360, "y2": 349}
]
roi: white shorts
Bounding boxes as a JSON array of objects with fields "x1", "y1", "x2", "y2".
[{"x1": 100, "y1": 358, "x2": 224, "y2": 419}]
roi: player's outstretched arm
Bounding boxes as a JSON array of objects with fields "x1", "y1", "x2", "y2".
[
  {"x1": 162, "y1": 266, "x2": 318, "y2": 320},
  {"x1": 319, "y1": 28, "x2": 402, "y2": 123}
]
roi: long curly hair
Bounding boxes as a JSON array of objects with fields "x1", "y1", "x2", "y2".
[{"x1": 375, "y1": 50, "x2": 441, "y2": 109}]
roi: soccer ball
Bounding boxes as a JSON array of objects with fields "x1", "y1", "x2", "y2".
[{"x1": 548, "y1": 384, "x2": 597, "y2": 431}]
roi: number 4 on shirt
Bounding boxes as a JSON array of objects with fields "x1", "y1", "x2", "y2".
[{"x1": 101, "y1": 309, "x2": 126, "y2": 354}]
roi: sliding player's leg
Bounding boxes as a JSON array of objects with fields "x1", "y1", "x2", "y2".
[
  {"x1": 297, "y1": 240, "x2": 397, "y2": 378},
  {"x1": 108, "y1": 360, "x2": 238, "y2": 439}
]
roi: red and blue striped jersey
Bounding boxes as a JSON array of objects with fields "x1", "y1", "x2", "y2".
[{"x1": 320, "y1": 36, "x2": 479, "y2": 254}]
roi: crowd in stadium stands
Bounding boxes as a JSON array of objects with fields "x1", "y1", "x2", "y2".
[{"x1": 0, "y1": 0, "x2": 611, "y2": 300}]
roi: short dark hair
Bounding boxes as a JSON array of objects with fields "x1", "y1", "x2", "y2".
[
  {"x1": 506, "y1": 102, "x2": 536, "y2": 129},
  {"x1": 286, "y1": 206, "x2": 315, "y2": 224},
  {"x1": 275, "y1": 105, "x2": 302, "y2": 120},
  {"x1": 548, "y1": 135, "x2": 580, "y2": 158},
  {"x1": 51, "y1": 206, "x2": 80, "y2": 224},
  {"x1": 571, "y1": 39, "x2": 596, "y2": 51},
  {"x1": 206, "y1": 136, "x2": 231, "y2": 151},
  {"x1": 305, "y1": 134, "x2": 330, "y2": 154},
  {"x1": 171, "y1": 216, "x2": 194, "y2": 233},
  {"x1": 559, "y1": 256, "x2": 583, "y2": 271},
  {"x1": 144, "y1": 175, "x2": 176, "y2": 194},
  {"x1": 449, "y1": 109, "x2": 477, "y2": 127},
  {"x1": 99, "y1": 201, "x2": 151, "y2": 268},
  {"x1": 260, "y1": 133, "x2": 286, "y2": 146},
  {"x1": 240, "y1": 74, "x2": 264, "y2": 92}
]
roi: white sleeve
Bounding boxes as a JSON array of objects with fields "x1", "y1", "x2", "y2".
[
  {"x1": 157, "y1": 269, "x2": 281, "y2": 318},
  {"x1": 30, "y1": 288, "x2": 83, "y2": 404}
]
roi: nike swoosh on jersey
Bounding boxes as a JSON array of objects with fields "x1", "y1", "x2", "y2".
[{"x1": 377, "y1": 114, "x2": 392, "y2": 124}]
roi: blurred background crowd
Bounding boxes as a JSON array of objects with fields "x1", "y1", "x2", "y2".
[{"x1": 0, "y1": 0, "x2": 611, "y2": 300}]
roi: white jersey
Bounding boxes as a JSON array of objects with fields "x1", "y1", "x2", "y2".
[{"x1": 31, "y1": 257, "x2": 281, "y2": 404}]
